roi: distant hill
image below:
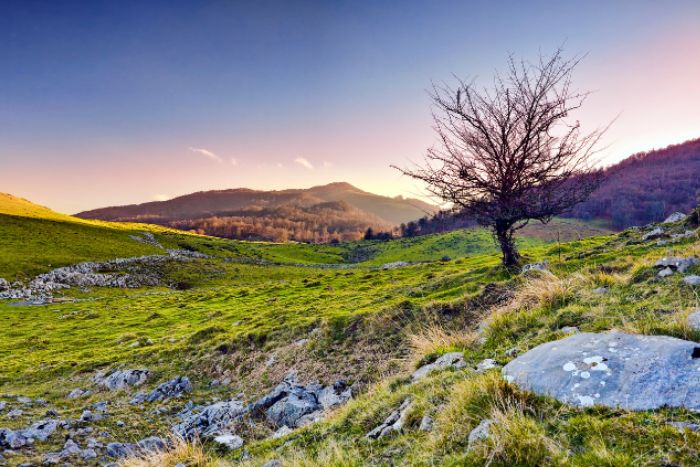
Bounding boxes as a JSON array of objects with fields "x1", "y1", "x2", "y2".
[
  {"x1": 77, "y1": 182, "x2": 436, "y2": 242},
  {"x1": 566, "y1": 137, "x2": 700, "y2": 228}
]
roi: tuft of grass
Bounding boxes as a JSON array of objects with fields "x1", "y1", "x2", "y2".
[{"x1": 119, "y1": 437, "x2": 215, "y2": 467}]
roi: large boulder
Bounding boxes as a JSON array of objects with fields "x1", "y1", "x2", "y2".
[
  {"x1": 503, "y1": 332, "x2": 700, "y2": 410},
  {"x1": 663, "y1": 212, "x2": 687, "y2": 224},
  {"x1": 654, "y1": 256, "x2": 698, "y2": 274}
]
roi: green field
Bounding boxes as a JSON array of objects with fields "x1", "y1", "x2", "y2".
[{"x1": 2, "y1": 195, "x2": 700, "y2": 466}]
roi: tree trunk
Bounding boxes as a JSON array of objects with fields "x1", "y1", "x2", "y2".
[{"x1": 495, "y1": 223, "x2": 520, "y2": 267}]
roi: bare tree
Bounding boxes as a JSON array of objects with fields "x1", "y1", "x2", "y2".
[{"x1": 395, "y1": 49, "x2": 606, "y2": 267}]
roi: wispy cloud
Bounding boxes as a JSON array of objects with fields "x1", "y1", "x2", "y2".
[
  {"x1": 294, "y1": 157, "x2": 314, "y2": 170},
  {"x1": 323, "y1": 161, "x2": 333, "y2": 168},
  {"x1": 230, "y1": 157, "x2": 238, "y2": 166},
  {"x1": 189, "y1": 147, "x2": 222, "y2": 163},
  {"x1": 276, "y1": 163, "x2": 284, "y2": 168},
  {"x1": 153, "y1": 193, "x2": 170, "y2": 201}
]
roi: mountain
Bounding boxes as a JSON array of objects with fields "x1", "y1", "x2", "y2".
[
  {"x1": 76, "y1": 182, "x2": 436, "y2": 242},
  {"x1": 566, "y1": 137, "x2": 700, "y2": 228}
]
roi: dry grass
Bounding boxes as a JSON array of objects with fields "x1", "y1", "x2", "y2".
[
  {"x1": 408, "y1": 324, "x2": 478, "y2": 357},
  {"x1": 119, "y1": 437, "x2": 221, "y2": 467}
]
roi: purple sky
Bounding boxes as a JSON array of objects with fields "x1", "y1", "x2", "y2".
[{"x1": 1, "y1": 0, "x2": 699, "y2": 213}]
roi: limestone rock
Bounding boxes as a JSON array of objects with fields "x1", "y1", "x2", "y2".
[
  {"x1": 213, "y1": 433, "x2": 244, "y2": 449},
  {"x1": 475, "y1": 358, "x2": 499, "y2": 373},
  {"x1": 467, "y1": 419, "x2": 492, "y2": 450},
  {"x1": 95, "y1": 368, "x2": 150, "y2": 390},
  {"x1": 503, "y1": 332, "x2": 700, "y2": 410},
  {"x1": 366, "y1": 398, "x2": 412, "y2": 439},
  {"x1": 663, "y1": 212, "x2": 687, "y2": 224},
  {"x1": 411, "y1": 352, "x2": 466, "y2": 381},
  {"x1": 683, "y1": 275, "x2": 700, "y2": 286},
  {"x1": 173, "y1": 400, "x2": 247, "y2": 439},
  {"x1": 687, "y1": 310, "x2": 700, "y2": 331},
  {"x1": 642, "y1": 227, "x2": 666, "y2": 241},
  {"x1": 522, "y1": 262, "x2": 548, "y2": 273},
  {"x1": 655, "y1": 256, "x2": 698, "y2": 273}
]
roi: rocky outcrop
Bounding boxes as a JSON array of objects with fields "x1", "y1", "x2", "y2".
[
  {"x1": 654, "y1": 256, "x2": 698, "y2": 274},
  {"x1": 411, "y1": 352, "x2": 466, "y2": 381},
  {"x1": 366, "y1": 398, "x2": 412, "y2": 439},
  {"x1": 95, "y1": 368, "x2": 150, "y2": 390},
  {"x1": 131, "y1": 376, "x2": 192, "y2": 404},
  {"x1": 663, "y1": 212, "x2": 687, "y2": 224},
  {"x1": 173, "y1": 400, "x2": 248, "y2": 439},
  {"x1": 0, "y1": 249, "x2": 208, "y2": 301},
  {"x1": 642, "y1": 227, "x2": 666, "y2": 241},
  {"x1": 503, "y1": 332, "x2": 700, "y2": 410},
  {"x1": 0, "y1": 419, "x2": 60, "y2": 449}
]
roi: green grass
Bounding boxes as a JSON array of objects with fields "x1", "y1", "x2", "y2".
[{"x1": 3, "y1": 193, "x2": 695, "y2": 467}]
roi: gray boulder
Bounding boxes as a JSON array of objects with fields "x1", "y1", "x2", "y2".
[
  {"x1": 95, "y1": 368, "x2": 150, "y2": 390},
  {"x1": 503, "y1": 332, "x2": 700, "y2": 410},
  {"x1": 684, "y1": 275, "x2": 700, "y2": 286},
  {"x1": 475, "y1": 358, "x2": 499, "y2": 373},
  {"x1": 213, "y1": 433, "x2": 244, "y2": 449},
  {"x1": 106, "y1": 442, "x2": 136, "y2": 458},
  {"x1": 419, "y1": 415, "x2": 434, "y2": 432},
  {"x1": 658, "y1": 267, "x2": 674, "y2": 278},
  {"x1": 663, "y1": 212, "x2": 687, "y2": 224},
  {"x1": 411, "y1": 352, "x2": 466, "y2": 381},
  {"x1": 21, "y1": 419, "x2": 59, "y2": 441},
  {"x1": 687, "y1": 310, "x2": 700, "y2": 331},
  {"x1": 522, "y1": 262, "x2": 548, "y2": 273},
  {"x1": 366, "y1": 398, "x2": 412, "y2": 439},
  {"x1": 136, "y1": 376, "x2": 192, "y2": 404},
  {"x1": 173, "y1": 400, "x2": 247, "y2": 439},
  {"x1": 137, "y1": 436, "x2": 168, "y2": 451},
  {"x1": 655, "y1": 256, "x2": 699, "y2": 273},
  {"x1": 642, "y1": 227, "x2": 666, "y2": 241},
  {"x1": 467, "y1": 419, "x2": 493, "y2": 450}
]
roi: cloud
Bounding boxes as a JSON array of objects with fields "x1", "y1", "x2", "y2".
[
  {"x1": 276, "y1": 163, "x2": 284, "y2": 168},
  {"x1": 323, "y1": 161, "x2": 333, "y2": 168},
  {"x1": 230, "y1": 157, "x2": 238, "y2": 166},
  {"x1": 153, "y1": 194, "x2": 170, "y2": 201},
  {"x1": 189, "y1": 147, "x2": 222, "y2": 163},
  {"x1": 294, "y1": 157, "x2": 314, "y2": 170}
]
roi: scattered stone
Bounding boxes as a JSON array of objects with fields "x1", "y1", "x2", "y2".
[
  {"x1": 137, "y1": 436, "x2": 167, "y2": 452},
  {"x1": 81, "y1": 448, "x2": 97, "y2": 459},
  {"x1": 503, "y1": 332, "x2": 700, "y2": 410},
  {"x1": 663, "y1": 212, "x2": 687, "y2": 224},
  {"x1": 522, "y1": 262, "x2": 548, "y2": 273},
  {"x1": 419, "y1": 415, "x2": 434, "y2": 432},
  {"x1": 22, "y1": 419, "x2": 59, "y2": 441},
  {"x1": 133, "y1": 376, "x2": 192, "y2": 405},
  {"x1": 16, "y1": 396, "x2": 31, "y2": 405},
  {"x1": 106, "y1": 442, "x2": 136, "y2": 458},
  {"x1": 366, "y1": 398, "x2": 412, "y2": 439},
  {"x1": 67, "y1": 388, "x2": 90, "y2": 399},
  {"x1": 468, "y1": 419, "x2": 493, "y2": 450},
  {"x1": 271, "y1": 425, "x2": 293, "y2": 439},
  {"x1": 669, "y1": 421, "x2": 700, "y2": 432},
  {"x1": 411, "y1": 352, "x2": 466, "y2": 381},
  {"x1": 592, "y1": 287, "x2": 609, "y2": 295},
  {"x1": 475, "y1": 358, "x2": 499, "y2": 373},
  {"x1": 642, "y1": 227, "x2": 666, "y2": 241},
  {"x1": 6, "y1": 409, "x2": 23, "y2": 418},
  {"x1": 655, "y1": 256, "x2": 699, "y2": 273},
  {"x1": 658, "y1": 267, "x2": 674, "y2": 278},
  {"x1": 684, "y1": 275, "x2": 700, "y2": 286},
  {"x1": 687, "y1": 310, "x2": 700, "y2": 331},
  {"x1": 173, "y1": 400, "x2": 248, "y2": 439},
  {"x1": 43, "y1": 439, "x2": 82, "y2": 464},
  {"x1": 80, "y1": 410, "x2": 97, "y2": 422},
  {"x1": 381, "y1": 261, "x2": 410, "y2": 270},
  {"x1": 95, "y1": 368, "x2": 150, "y2": 390},
  {"x1": 213, "y1": 433, "x2": 244, "y2": 449},
  {"x1": 0, "y1": 428, "x2": 29, "y2": 449},
  {"x1": 262, "y1": 461, "x2": 281, "y2": 467}
]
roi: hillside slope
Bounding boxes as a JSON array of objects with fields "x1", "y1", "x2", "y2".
[
  {"x1": 567, "y1": 137, "x2": 700, "y2": 228},
  {"x1": 76, "y1": 182, "x2": 436, "y2": 242}
]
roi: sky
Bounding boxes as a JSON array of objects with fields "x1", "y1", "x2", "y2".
[{"x1": 1, "y1": 0, "x2": 699, "y2": 213}]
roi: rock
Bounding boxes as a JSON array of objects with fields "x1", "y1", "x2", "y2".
[
  {"x1": 366, "y1": 398, "x2": 412, "y2": 439},
  {"x1": 503, "y1": 332, "x2": 700, "y2": 410},
  {"x1": 381, "y1": 261, "x2": 410, "y2": 270},
  {"x1": 93, "y1": 401, "x2": 109, "y2": 413},
  {"x1": 687, "y1": 310, "x2": 700, "y2": 331},
  {"x1": 658, "y1": 267, "x2": 674, "y2": 278},
  {"x1": 106, "y1": 442, "x2": 136, "y2": 458},
  {"x1": 6, "y1": 409, "x2": 22, "y2": 418},
  {"x1": 271, "y1": 425, "x2": 293, "y2": 439},
  {"x1": 655, "y1": 256, "x2": 699, "y2": 273},
  {"x1": 592, "y1": 287, "x2": 609, "y2": 295},
  {"x1": 663, "y1": 212, "x2": 687, "y2": 224},
  {"x1": 22, "y1": 419, "x2": 59, "y2": 441},
  {"x1": 249, "y1": 375, "x2": 351, "y2": 429},
  {"x1": 16, "y1": 396, "x2": 31, "y2": 405},
  {"x1": 0, "y1": 428, "x2": 29, "y2": 449},
  {"x1": 475, "y1": 358, "x2": 499, "y2": 373},
  {"x1": 81, "y1": 448, "x2": 97, "y2": 459},
  {"x1": 95, "y1": 368, "x2": 150, "y2": 390},
  {"x1": 468, "y1": 419, "x2": 493, "y2": 450},
  {"x1": 213, "y1": 433, "x2": 244, "y2": 449},
  {"x1": 684, "y1": 275, "x2": 700, "y2": 286},
  {"x1": 137, "y1": 436, "x2": 167, "y2": 451},
  {"x1": 262, "y1": 461, "x2": 281, "y2": 467},
  {"x1": 144, "y1": 376, "x2": 192, "y2": 403},
  {"x1": 411, "y1": 352, "x2": 466, "y2": 381},
  {"x1": 173, "y1": 400, "x2": 247, "y2": 439},
  {"x1": 67, "y1": 388, "x2": 88, "y2": 399},
  {"x1": 505, "y1": 347, "x2": 518, "y2": 358},
  {"x1": 669, "y1": 421, "x2": 700, "y2": 432},
  {"x1": 522, "y1": 262, "x2": 548, "y2": 273},
  {"x1": 642, "y1": 227, "x2": 666, "y2": 241},
  {"x1": 419, "y1": 415, "x2": 434, "y2": 432},
  {"x1": 80, "y1": 410, "x2": 96, "y2": 422}
]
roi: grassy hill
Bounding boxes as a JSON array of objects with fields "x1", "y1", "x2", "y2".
[{"x1": 2, "y1": 194, "x2": 699, "y2": 466}]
